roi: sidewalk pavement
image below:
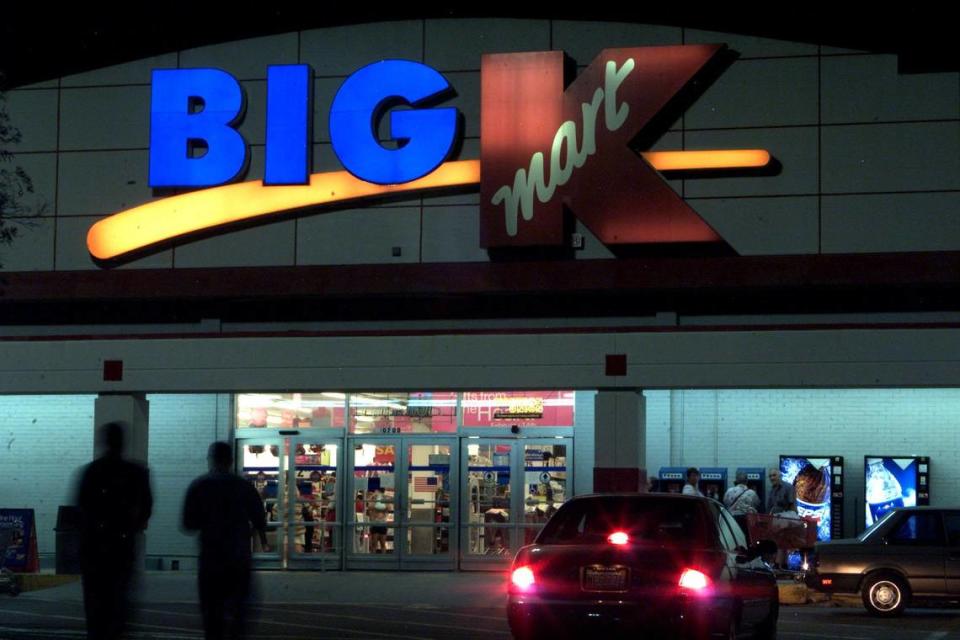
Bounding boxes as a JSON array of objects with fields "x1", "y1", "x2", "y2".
[{"x1": 20, "y1": 570, "x2": 509, "y2": 609}]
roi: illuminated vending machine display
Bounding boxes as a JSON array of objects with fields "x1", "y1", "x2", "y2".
[
  {"x1": 779, "y1": 456, "x2": 844, "y2": 541},
  {"x1": 698, "y1": 468, "x2": 728, "y2": 501},
  {"x1": 737, "y1": 467, "x2": 767, "y2": 508},
  {"x1": 658, "y1": 467, "x2": 687, "y2": 494},
  {"x1": 864, "y1": 456, "x2": 930, "y2": 528}
]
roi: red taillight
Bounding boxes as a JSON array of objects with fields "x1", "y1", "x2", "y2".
[
  {"x1": 678, "y1": 568, "x2": 711, "y2": 592},
  {"x1": 608, "y1": 531, "x2": 630, "y2": 545},
  {"x1": 511, "y1": 566, "x2": 536, "y2": 591}
]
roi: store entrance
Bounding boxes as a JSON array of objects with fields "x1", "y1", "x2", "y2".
[
  {"x1": 238, "y1": 436, "x2": 342, "y2": 570},
  {"x1": 460, "y1": 438, "x2": 571, "y2": 570},
  {"x1": 345, "y1": 437, "x2": 458, "y2": 570},
  {"x1": 236, "y1": 434, "x2": 572, "y2": 571}
]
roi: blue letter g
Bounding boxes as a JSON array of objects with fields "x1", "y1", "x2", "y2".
[{"x1": 329, "y1": 60, "x2": 458, "y2": 185}]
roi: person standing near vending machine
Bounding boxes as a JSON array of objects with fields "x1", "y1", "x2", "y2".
[
  {"x1": 766, "y1": 467, "x2": 797, "y2": 569},
  {"x1": 682, "y1": 468, "x2": 703, "y2": 497},
  {"x1": 766, "y1": 469, "x2": 796, "y2": 515}
]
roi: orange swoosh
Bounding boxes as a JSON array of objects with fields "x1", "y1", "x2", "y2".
[{"x1": 87, "y1": 150, "x2": 769, "y2": 260}]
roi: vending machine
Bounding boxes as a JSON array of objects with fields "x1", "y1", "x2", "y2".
[
  {"x1": 658, "y1": 467, "x2": 688, "y2": 494},
  {"x1": 779, "y1": 455, "x2": 844, "y2": 541},
  {"x1": 698, "y1": 468, "x2": 728, "y2": 501},
  {"x1": 736, "y1": 467, "x2": 767, "y2": 508},
  {"x1": 864, "y1": 456, "x2": 930, "y2": 528}
]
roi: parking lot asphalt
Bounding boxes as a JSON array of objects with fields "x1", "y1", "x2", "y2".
[{"x1": 0, "y1": 572, "x2": 958, "y2": 639}]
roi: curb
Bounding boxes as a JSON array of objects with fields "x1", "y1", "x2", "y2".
[
  {"x1": 14, "y1": 574, "x2": 80, "y2": 593},
  {"x1": 778, "y1": 582, "x2": 857, "y2": 607}
]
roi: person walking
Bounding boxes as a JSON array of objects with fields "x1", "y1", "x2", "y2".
[
  {"x1": 76, "y1": 421, "x2": 153, "y2": 640},
  {"x1": 182, "y1": 442, "x2": 269, "y2": 640}
]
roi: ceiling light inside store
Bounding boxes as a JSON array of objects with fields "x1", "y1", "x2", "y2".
[{"x1": 238, "y1": 394, "x2": 283, "y2": 407}]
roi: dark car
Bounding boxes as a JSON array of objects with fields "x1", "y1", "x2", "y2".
[
  {"x1": 806, "y1": 507, "x2": 960, "y2": 616},
  {"x1": 507, "y1": 493, "x2": 779, "y2": 639}
]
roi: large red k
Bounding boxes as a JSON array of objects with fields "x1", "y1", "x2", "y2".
[{"x1": 480, "y1": 45, "x2": 725, "y2": 248}]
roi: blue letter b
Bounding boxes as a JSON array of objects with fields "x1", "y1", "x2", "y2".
[{"x1": 149, "y1": 69, "x2": 248, "y2": 188}]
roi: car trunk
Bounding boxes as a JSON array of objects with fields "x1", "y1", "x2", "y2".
[{"x1": 525, "y1": 543, "x2": 721, "y2": 600}]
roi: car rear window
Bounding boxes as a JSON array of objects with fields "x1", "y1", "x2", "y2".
[{"x1": 537, "y1": 497, "x2": 709, "y2": 546}]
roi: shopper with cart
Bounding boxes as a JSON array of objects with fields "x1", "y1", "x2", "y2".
[
  {"x1": 724, "y1": 471, "x2": 760, "y2": 539},
  {"x1": 765, "y1": 468, "x2": 798, "y2": 569},
  {"x1": 766, "y1": 468, "x2": 796, "y2": 515}
]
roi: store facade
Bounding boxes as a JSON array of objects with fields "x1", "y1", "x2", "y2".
[{"x1": 1, "y1": 16, "x2": 959, "y2": 571}]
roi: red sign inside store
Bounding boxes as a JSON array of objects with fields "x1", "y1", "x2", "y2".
[{"x1": 462, "y1": 391, "x2": 575, "y2": 427}]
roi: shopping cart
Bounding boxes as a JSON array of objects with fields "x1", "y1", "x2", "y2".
[
  {"x1": 746, "y1": 513, "x2": 818, "y2": 579},
  {"x1": 0, "y1": 530, "x2": 22, "y2": 596}
]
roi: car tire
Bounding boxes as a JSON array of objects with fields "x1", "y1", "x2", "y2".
[
  {"x1": 727, "y1": 618, "x2": 737, "y2": 640},
  {"x1": 861, "y1": 572, "x2": 909, "y2": 617},
  {"x1": 754, "y1": 598, "x2": 779, "y2": 640},
  {"x1": 508, "y1": 621, "x2": 541, "y2": 640}
]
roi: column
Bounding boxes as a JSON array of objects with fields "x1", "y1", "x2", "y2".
[
  {"x1": 593, "y1": 390, "x2": 646, "y2": 493},
  {"x1": 93, "y1": 394, "x2": 150, "y2": 464},
  {"x1": 93, "y1": 393, "x2": 151, "y2": 568}
]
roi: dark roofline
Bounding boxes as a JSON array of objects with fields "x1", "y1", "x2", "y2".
[{"x1": 2, "y1": 8, "x2": 955, "y2": 89}]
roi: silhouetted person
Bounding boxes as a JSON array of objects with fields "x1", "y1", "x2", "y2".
[
  {"x1": 183, "y1": 442, "x2": 268, "y2": 640},
  {"x1": 76, "y1": 421, "x2": 153, "y2": 640}
]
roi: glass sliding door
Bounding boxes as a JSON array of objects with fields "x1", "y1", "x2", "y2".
[
  {"x1": 460, "y1": 438, "x2": 572, "y2": 570},
  {"x1": 286, "y1": 439, "x2": 342, "y2": 569},
  {"x1": 520, "y1": 440, "x2": 570, "y2": 546},
  {"x1": 403, "y1": 441, "x2": 456, "y2": 569},
  {"x1": 347, "y1": 439, "x2": 399, "y2": 568},
  {"x1": 238, "y1": 438, "x2": 288, "y2": 568},
  {"x1": 462, "y1": 440, "x2": 514, "y2": 568},
  {"x1": 346, "y1": 437, "x2": 458, "y2": 570}
]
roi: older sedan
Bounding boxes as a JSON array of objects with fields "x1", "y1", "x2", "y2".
[
  {"x1": 806, "y1": 507, "x2": 960, "y2": 616},
  {"x1": 507, "y1": 493, "x2": 778, "y2": 639}
]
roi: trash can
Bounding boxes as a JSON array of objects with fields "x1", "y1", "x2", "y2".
[{"x1": 54, "y1": 506, "x2": 82, "y2": 575}]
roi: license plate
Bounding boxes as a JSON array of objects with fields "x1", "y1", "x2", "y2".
[{"x1": 582, "y1": 566, "x2": 629, "y2": 592}]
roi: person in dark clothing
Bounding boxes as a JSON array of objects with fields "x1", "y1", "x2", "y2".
[
  {"x1": 76, "y1": 421, "x2": 153, "y2": 640},
  {"x1": 183, "y1": 442, "x2": 269, "y2": 640},
  {"x1": 301, "y1": 503, "x2": 316, "y2": 553}
]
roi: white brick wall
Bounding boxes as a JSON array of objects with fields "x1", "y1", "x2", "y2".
[
  {"x1": 0, "y1": 395, "x2": 95, "y2": 556},
  {"x1": 144, "y1": 393, "x2": 232, "y2": 558},
  {"x1": 574, "y1": 390, "x2": 596, "y2": 496},
  {"x1": 0, "y1": 393, "x2": 230, "y2": 561},
  {"x1": 644, "y1": 390, "x2": 671, "y2": 471},
  {"x1": 645, "y1": 388, "x2": 960, "y2": 536}
]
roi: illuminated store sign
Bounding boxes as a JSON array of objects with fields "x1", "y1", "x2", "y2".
[{"x1": 88, "y1": 45, "x2": 769, "y2": 260}]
